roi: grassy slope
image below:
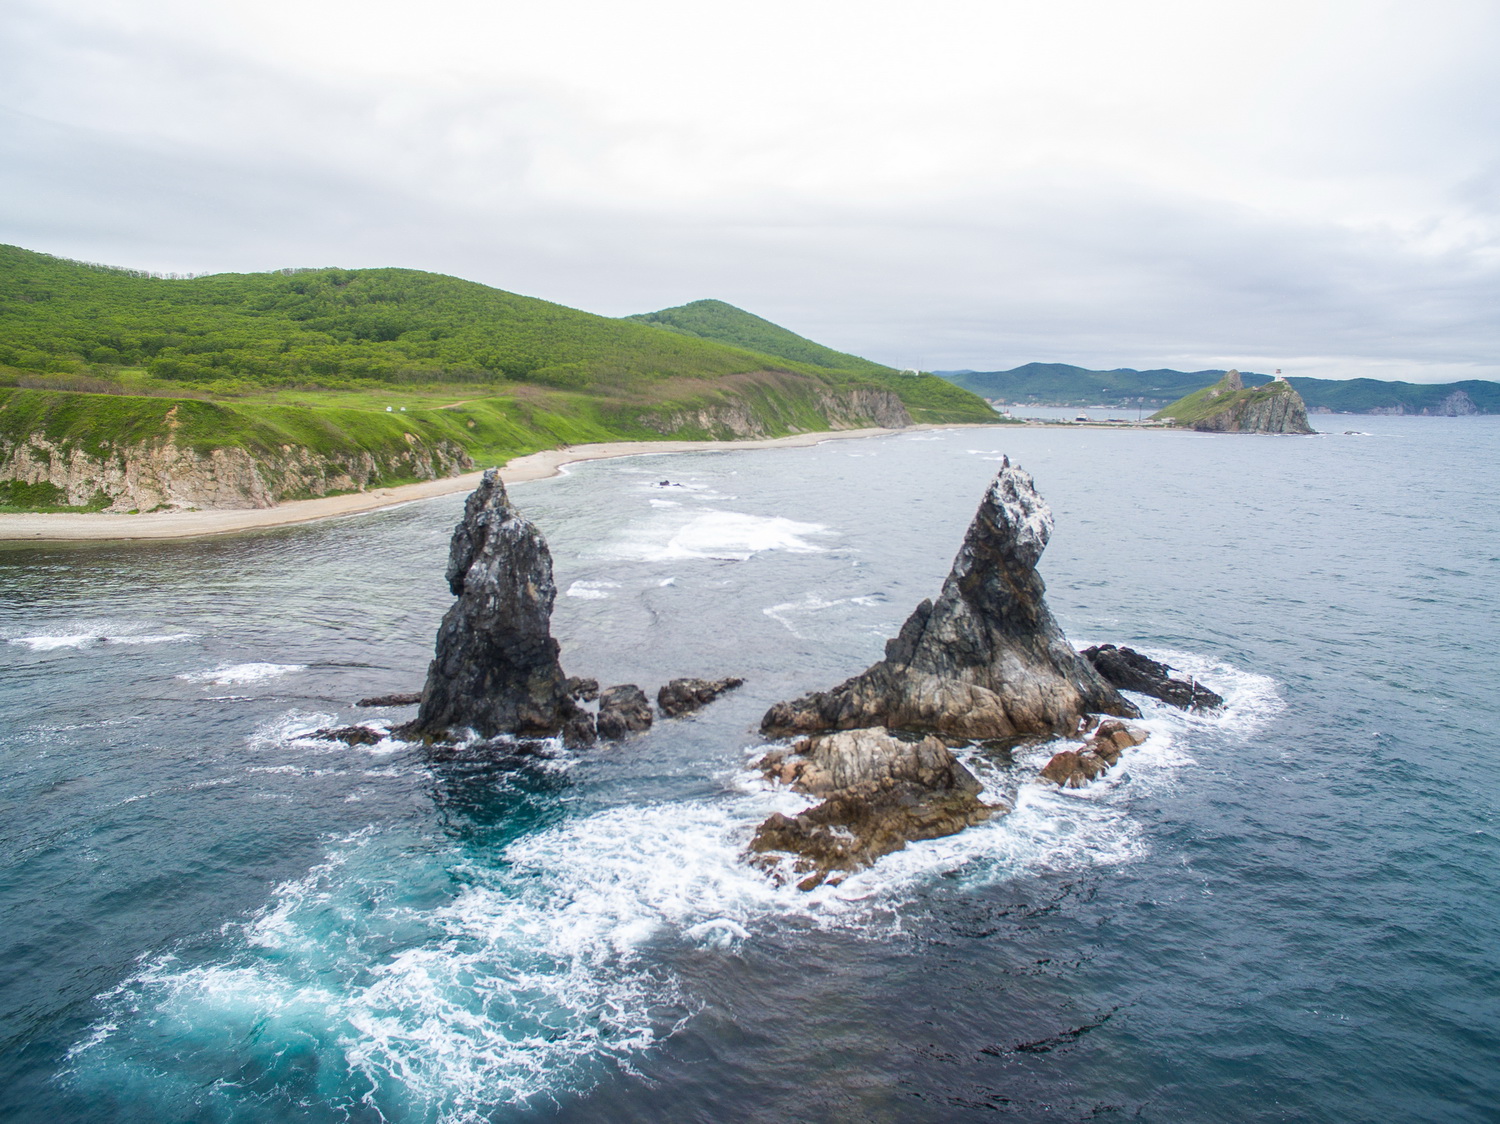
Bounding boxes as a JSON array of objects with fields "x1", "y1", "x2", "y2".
[
  {"x1": 628, "y1": 298, "x2": 999, "y2": 424},
  {"x1": 0, "y1": 246, "x2": 1000, "y2": 508},
  {"x1": 942, "y1": 362, "x2": 1500, "y2": 413},
  {"x1": 1150, "y1": 375, "x2": 1298, "y2": 426}
]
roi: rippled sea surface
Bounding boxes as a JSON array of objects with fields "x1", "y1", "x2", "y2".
[{"x1": 3, "y1": 418, "x2": 1498, "y2": 1123}]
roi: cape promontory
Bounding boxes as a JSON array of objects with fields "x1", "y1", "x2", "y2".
[{"x1": 1152, "y1": 370, "x2": 1315, "y2": 434}]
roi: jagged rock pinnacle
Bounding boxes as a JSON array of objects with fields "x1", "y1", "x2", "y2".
[
  {"x1": 411, "y1": 469, "x2": 580, "y2": 740},
  {"x1": 761, "y1": 457, "x2": 1137, "y2": 739}
]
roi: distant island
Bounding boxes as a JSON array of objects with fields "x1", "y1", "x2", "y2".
[
  {"x1": 0, "y1": 246, "x2": 997, "y2": 514},
  {"x1": 1152, "y1": 370, "x2": 1315, "y2": 434},
  {"x1": 938, "y1": 362, "x2": 1499, "y2": 416}
]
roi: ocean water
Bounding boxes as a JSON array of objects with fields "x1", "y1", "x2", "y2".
[{"x1": 2, "y1": 417, "x2": 1497, "y2": 1122}]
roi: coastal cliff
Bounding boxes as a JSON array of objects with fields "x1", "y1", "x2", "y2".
[
  {"x1": 1152, "y1": 370, "x2": 1315, "y2": 434},
  {"x1": 0, "y1": 427, "x2": 471, "y2": 512}
]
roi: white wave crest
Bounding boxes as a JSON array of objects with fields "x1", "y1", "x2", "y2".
[
  {"x1": 8, "y1": 631, "x2": 194, "y2": 651},
  {"x1": 566, "y1": 580, "x2": 621, "y2": 600},
  {"x1": 608, "y1": 510, "x2": 830, "y2": 562},
  {"x1": 178, "y1": 662, "x2": 304, "y2": 686}
]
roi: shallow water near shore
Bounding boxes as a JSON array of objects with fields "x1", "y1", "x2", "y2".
[{"x1": 3, "y1": 417, "x2": 1498, "y2": 1122}]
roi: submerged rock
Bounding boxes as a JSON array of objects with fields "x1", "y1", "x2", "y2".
[
  {"x1": 356, "y1": 692, "x2": 422, "y2": 708},
  {"x1": 311, "y1": 725, "x2": 384, "y2": 746},
  {"x1": 750, "y1": 727, "x2": 999, "y2": 889},
  {"x1": 409, "y1": 469, "x2": 581, "y2": 740},
  {"x1": 596, "y1": 684, "x2": 653, "y2": 740},
  {"x1": 1082, "y1": 645, "x2": 1223, "y2": 711},
  {"x1": 657, "y1": 676, "x2": 745, "y2": 718},
  {"x1": 761, "y1": 458, "x2": 1136, "y2": 741}
]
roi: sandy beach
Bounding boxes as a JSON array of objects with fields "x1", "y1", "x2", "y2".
[{"x1": 0, "y1": 426, "x2": 932, "y2": 542}]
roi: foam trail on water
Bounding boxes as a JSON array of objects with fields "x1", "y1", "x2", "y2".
[
  {"x1": 606, "y1": 510, "x2": 830, "y2": 562},
  {"x1": 68, "y1": 654, "x2": 1272, "y2": 1122},
  {"x1": 178, "y1": 662, "x2": 305, "y2": 686}
]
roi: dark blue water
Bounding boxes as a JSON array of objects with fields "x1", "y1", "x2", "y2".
[{"x1": 2, "y1": 418, "x2": 1497, "y2": 1122}]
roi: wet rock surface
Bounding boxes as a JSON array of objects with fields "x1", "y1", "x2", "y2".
[
  {"x1": 409, "y1": 470, "x2": 581, "y2": 741},
  {"x1": 761, "y1": 458, "x2": 1136, "y2": 741},
  {"x1": 356, "y1": 692, "x2": 421, "y2": 708},
  {"x1": 750, "y1": 728, "x2": 1000, "y2": 890},
  {"x1": 566, "y1": 677, "x2": 600, "y2": 702},
  {"x1": 1039, "y1": 719, "x2": 1148, "y2": 788},
  {"x1": 312, "y1": 725, "x2": 384, "y2": 746},
  {"x1": 657, "y1": 676, "x2": 745, "y2": 718},
  {"x1": 596, "y1": 684, "x2": 653, "y2": 740},
  {"x1": 1082, "y1": 644, "x2": 1224, "y2": 710}
]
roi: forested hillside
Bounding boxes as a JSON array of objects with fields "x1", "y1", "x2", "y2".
[{"x1": 0, "y1": 245, "x2": 997, "y2": 512}]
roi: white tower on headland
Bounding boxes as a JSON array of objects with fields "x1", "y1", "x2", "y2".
[{"x1": 1273, "y1": 368, "x2": 1287, "y2": 382}]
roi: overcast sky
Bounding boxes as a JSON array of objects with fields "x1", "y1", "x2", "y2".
[{"x1": 3, "y1": 0, "x2": 1497, "y2": 380}]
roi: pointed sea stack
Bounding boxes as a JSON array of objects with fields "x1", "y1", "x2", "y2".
[
  {"x1": 761, "y1": 458, "x2": 1137, "y2": 740},
  {"x1": 410, "y1": 469, "x2": 581, "y2": 740}
]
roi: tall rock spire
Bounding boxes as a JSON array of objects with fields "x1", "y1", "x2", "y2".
[
  {"x1": 412, "y1": 469, "x2": 579, "y2": 740},
  {"x1": 761, "y1": 458, "x2": 1136, "y2": 740}
]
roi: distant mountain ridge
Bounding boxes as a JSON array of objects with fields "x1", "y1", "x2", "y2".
[{"x1": 938, "y1": 362, "x2": 1500, "y2": 415}]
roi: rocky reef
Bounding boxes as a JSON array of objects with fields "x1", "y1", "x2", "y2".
[
  {"x1": 762, "y1": 458, "x2": 1136, "y2": 741},
  {"x1": 753, "y1": 459, "x2": 1145, "y2": 886},
  {"x1": 751, "y1": 728, "x2": 999, "y2": 890},
  {"x1": 1038, "y1": 718, "x2": 1149, "y2": 788},
  {"x1": 1152, "y1": 370, "x2": 1315, "y2": 434},
  {"x1": 1082, "y1": 644, "x2": 1223, "y2": 711},
  {"x1": 658, "y1": 676, "x2": 745, "y2": 717},
  {"x1": 408, "y1": 469, "x2": 586, "y2": 742}
]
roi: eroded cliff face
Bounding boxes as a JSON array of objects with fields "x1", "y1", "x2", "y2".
[
  {"x1": 1192, "y1": 384, "x2": 1315, "y2": 434},
  {"x1": 0, "y1": 432, "x2": 472, "y2": 511},
  {"x1": 643, "y1": 386, "x2": 912, "y2": 439}
]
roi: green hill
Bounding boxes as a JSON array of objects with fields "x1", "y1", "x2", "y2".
[
  {"x1": 626, "y1": 299, "x2": 892, "y2": 375},
  {"x1": 628, "y1": 298, "x2": 992, "y2": 422},
  {"x1": 939, "y1": 362, "x2": 1500, "y2": 415},
  {"x1": 0, "y1": 246, "x2": 997, "y2": 512}
]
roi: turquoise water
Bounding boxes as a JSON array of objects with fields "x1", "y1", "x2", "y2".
[{"x1": 2, "y1": 418, "x2": 1497, "y2": 1121}]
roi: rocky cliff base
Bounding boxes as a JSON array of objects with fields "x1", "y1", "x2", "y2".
[{"x1": 0, "y1": 431, "x2": 471, "y2": 512}]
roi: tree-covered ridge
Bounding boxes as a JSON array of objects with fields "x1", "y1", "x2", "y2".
[
  {"x1": 0, "y1": 245, "x2": 805, "y2": 394},
  {"x1": 626, "y1": 299, "x2": 894, "y2": 376},
  {"x1": 939, "y1": 361, "x2": 1500, "y2": 414}
]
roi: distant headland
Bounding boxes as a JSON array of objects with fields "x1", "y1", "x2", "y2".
[{"x1": 938, "y1": 362, "x2": 1498, "y2": 416}]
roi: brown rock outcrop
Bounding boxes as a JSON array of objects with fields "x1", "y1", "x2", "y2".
[
  {"x1": 750, "y1": 728, "x2": 1000, "y2": 889},
  {"x1": 596, "y1": 684, "x2": 653, "y2": 739},
  {"x1": 1038, "y1": 719, "x2": 1148, "y2": 788},
  {"x1": 657, "y1": 676, "x2": 745, "y2": 718}
]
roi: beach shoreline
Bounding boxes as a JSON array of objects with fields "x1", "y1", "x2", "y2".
[{"x1": 0, "y1": 425, "x2": 962, "y2": 543}]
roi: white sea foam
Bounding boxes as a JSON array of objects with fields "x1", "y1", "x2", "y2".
[
  {"x1": 762, "y1": 592, "x2": 887, "y2": 638},
  {"x1": 9, "y1": 634, "x2": 98, "y2": 651},
  {"x1": 8, "y1": 631, "x2": 194, "y2": 651},
  {"x1": 178, "y1": 662, "x2": 304, "y2": 687},
  {"x1": 565, "y1": 580, "x2": 621, "y2": 600},
  {"x1": 70, "y1": 649, "x2": 1274, "y2": 1120},
  {"x1": 608, "y1": 510, "x2": 830, "y2": 562}
]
